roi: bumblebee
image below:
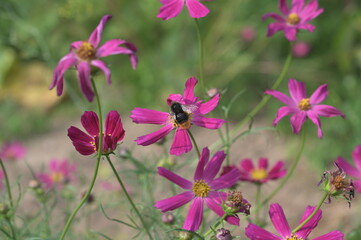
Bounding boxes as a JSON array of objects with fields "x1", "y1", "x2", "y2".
[{"x1": 170, "y1": 102, "x2": 192, "y2": 129}]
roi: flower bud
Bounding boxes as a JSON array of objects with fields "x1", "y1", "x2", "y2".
[
  {"x1": 179, "y1": 231, "x2": 193, "y2": 240},
  {"x1": 215, "y1": 228, "x2": 232, "y2": 240},
  {"x1": 223, "y1": 191, "x2": 251, "y2": 215},
  {"x1": 162, "y1": 212, "x2": 175, "y2": 224},
  {"x1": 28, "y1": 179, "x2": 41, "y2": 189}
]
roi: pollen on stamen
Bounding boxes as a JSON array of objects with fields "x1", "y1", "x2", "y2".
[
  {"x1": 286, "y1": 235, "x2": 303, "y2": 240},
  {"x1": 76, "y1": 41, "x2": 97, "y2": 61},
  {"x1": 287, "y1": 13, "x2": 301, "y2": 25},
  {"x1": 298, "y1": 98, "x2": 311, "y2": 111},
  {"x1": 192, "y1": 180, "x2": 211, "y2": 198},
  {"x1": 250, "y1": 168, "x2": 268, "y2": 181}
]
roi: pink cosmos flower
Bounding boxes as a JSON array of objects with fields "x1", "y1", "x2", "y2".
[
  {"x1": 336, "y1": 145, "x2": 361, "y2": 193},
  {"x1": 68, "y1": 111, "x2": 125, "y2": 155},
  {"x1": 49, "y1": 15, "x2": 138, "y2": 102},
  {"x1": 0, "y1": 142, "x2": 26, "y2": 161},
  {"x1": 245, "y1": 203, "x2": 344, "y2": 240},
  {"x1": 240, "y1": 26, "x2": 256, "y2": 42},
  {"x1": 265, "y1": 79, "x2": 345, "y2": 138},
  {"x1": 293, "y1": 41, "x2": 311, "y2": 57},
  {"x1": 239, "y1": 158, "x2": 287, "y2": 184},
  {"x1": 155, "y1": 148, "x2": 242, "y2": 231},
  {"x1": 157, "y1": 0, "x2": 212, "y2": 20},
  {"x1": 130, "y1": 77, "x2": 225, "y2": 156},
  {"x1": 37, "y1": 159, "x2": 77, "y2": 189},
  {"x1": 262, "y1": 0, "x2": 324, "y2": 41}
]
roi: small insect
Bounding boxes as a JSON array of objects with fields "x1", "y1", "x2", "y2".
[{"x1": 170, "y1": 102, "x2": 197, "y2": 129}]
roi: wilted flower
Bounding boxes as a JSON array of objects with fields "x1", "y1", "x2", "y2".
[
  {"x1": 265, "y1": 79, "x2": 345, "y2": 138},
  {"x1": 131, "y1": 77, "x2": 225, "y2": 156},
  {"x1": 157, "y1": 0, "x2": 212, "y2": 21},
  {"x1": 245, "y1": 203, "x2": 344, "y2": 240},
  {"x1": 0, "y1": 142, "x2": 26, "y2": 161},
  {"x1": 68, "y1": 111, "x2": 125, "y2": 155},
  {"x1": 155, "y1": 148, "x2": 240, "y2": 231},
  {"x1": 262, "y1": 0, "x2": 324, "y2": 41},
  {"x1": 215, "y1": 228, "x2": 232, "y2": 240},
  {"x1": 293, "y1": 41, "x2": 311, "y2": 57},
  {"x1": 336, "y1": 145, "x2": 361, "y2": 193},
  {"x1": 49, "y1": 15, "x2": 137, "y2": 102},
  {"x1": 37, "y1": 159, "x2": 77, "y2": 189},
  {"x1": 223, "y1": 191, "x2": 251, "y2": 215},
  {"x1": 239, "y1": 158, "x2": 287, "y2": 184}
]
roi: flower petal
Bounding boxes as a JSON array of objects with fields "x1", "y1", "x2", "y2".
[
  {"x1": 88, "y1": 15, "x2": 112, "y2": 48},
  {"x1": 353, "y1": 179, "x2": 361, "y2": 193},
  {"x1": 91, "y1": 60, "x2": 111, "y2": 85},
  {"x1": 50, "y1": 54, "x2": 77, "y2": 96},
  {"x1": 262, "y1": 13, "x2": 285, "y2": 22},
  {"x1": 158, "y1": 167, "x2": 193, "y2": 189},
  {"x1": 81, "y1": 111, "x2": 99, "y2": 136},
  {"x1": 70, "y1": 41, "x2": 83, "y2": 50},
  {"x1": 295, "y1": 205, "x2": 322, "y2": 239},
  {"x1": 192, "y1": 116, "x2": 225, "y2": 129},
  {"x1": 135, "y1": 124, "x2": 174, "y2": 146},
  {"x1": 157, "y1": 0, "x2": 184, "y2": 21},
  {"x1": 288, "y1": 79, "x2": 307, "y2": 103},
  {"x1": 205, "y1": 193, "x2": 240, "y2": 226},
  {"x1": 155, "y1": 191, "x2": 194, "y2": 212},
  {"x1": 290, "y1": 111, "x2": 306, "y2": 134},
  {"x1": 130, "y1": 108, "x2": 170, "y2": 125},
  {"x1": 307, "y1": 111, "x2": 323, "y2": 138},
  {"x1": 210, "y1": 168, "x2": 239, "y2": 190},
  {"x1": 199, "y1": 94, "x2": 220, "y2": 115},
  {"x1": 240, "y1": 158, "x2": 255, "y2": 171},
  {"x1": 335, "y1": 157, "x2": 360, "y2": 178},
  {"x1": 77, "y1": 62, "x2": 94, "y2": 102},
  {"x1": 96, "y1": 39, "x2": 133, "y2": 58},
  {"x1": 273, "y1": 106, "x2": 298, "y2": 126},
  {"x1": 105, "y1": 111, "x2": 124, "y2": 141},
  {"x1": 183, "y1": 77, "x2": 198, "y2": 103},
  {"x1": 266, "y1": 22, "x2": 287, "y2": 37},
  {"x1": 352, "y1": 145, "x2": 361, "y2": 172},
  {"x1": 167, "y1": 94, "x2": 184, "y2": 106},
  {"x1": 258, "y1": 157, "x2": 268, "y2": 169},
  {"x1": 312, "y1": 231, "x2": 344, "y2": 240},
  {"x1": 170, "y1": 128, "x2": 192, "y2": 156},
  {"x1": 245, "y1": 223, "x2": 281, "y2": 240},
  {"x1": 183, "y1": 197, "x2": 203, "y2": 231},
  {"x1": 67, "y1": 126, "x2": 96, "y2": 155},
  {"x1": 269, "y1": 203, "x2": 291, "y2": 238},
  {"x1": 268, "y1": 161, "x2": 287, "y2": 180},
  {"x1": 186, "y1": 0, "x2": 210, "y2": 18},
  {"x1": 203, "y1": 151, "x2": 226, "y2": 182},
  {"x1": 284, "y1": 27, "x2": 297, "y2": 41},
  {"x1": 265, "y1": 89, "x2": 295, "y2": 106},
  {"x1": 309, "y1": 84, "x2": 328, "y2": 104},
  {"x1": 279, "y1": 0, "x2": 289, "y2": 15},
  {"x1": 194, "y1": 147, "x2": 210, "y2": 181},
  {"x1": 297, "y1": 23, "x2": 316, "y2": 32},
  {"x1": 312, "y1": 105, "x2": 345, "y2": 118}
]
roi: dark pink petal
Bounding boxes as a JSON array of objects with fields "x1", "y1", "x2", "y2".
[
  {"x1": 199, "y1": 94, "x2": 220, "y2": 115},
  {"x1": 268, "y1": 161, "x2": 287, "y2": 180},
  {"x1": 130, "y1": 108, "x2": 170, "y2": 125},
  {"x1": 81, "y1": 111, "x2": 99, "y2": 137},
  {"x1": 170, "y1": 128, "x2": 192, "y2": 156},
  {"x1": 284, "y1": 27, "x2": 297, "y2": 41},
  {"x1": 205, "y1": 193, "x2": 240, "y2": 226},
  {"x1": 297, "y1": 23, "x2": 316, "y2": 32},
  {"x1": 96, "y1": 39, "x2": 133, "y2": 57},
  {"x1": 183, "y1": 197, "x2": 203, "y2": 231},
  {"x1": 210, "y1": 168, "x2": 239, "y2": 190},
  {"x1": 183, "y1": 77, "x2": 198, "y2": 103},
  {"x1": 300, "y1": 0, "x2": 321, "y2": 18},
  {"x1": 258, "y1": 157, "x2": 268, "y2": 169},
  {"x1": 194, "y1": 147, "x2": 210, "y2": 181},
  {"x1": 135, "y1": 124, "x2": 174, "y2": 146},
  {"x1": 160, "y1": 0, "x2": 172, "y2": 4},
  {"x1": 312, "y1": 231, "x2": 344, "y2": 240},
  {"x1": 288, "y1": 79, "x2": 307, "y2": 103},
  {"x1": 295, "y1": 206, "x2": 321, "y2": 238},
  {"x1": 50, "y1": 54, "x2": 77, "y2": 95},
  {"x1": 157, "y1": 0, "x2": 184, "y2": 21},
  {"x1": 273, "y1": 106, "x2": 298, "y2": 126},
  {"x1": 37, "y1": 174, "x2": 53, "y2": 189},
  {"x1": 167, "y1": 94, "x2": 184, "y2": 106},
  {"x1": 88, "y1": 15, "x2": 112, "y2": 48},
  {"x1": 265, "y1": 90, "x2": 295, "y2": 106},
  {"x1": 279, "y1": 0, "x2": 289, "y2": 15},
  {"x1": 262, "y1": 13, "x2": 285, "y2": 22},
  {"x1": 269, "y1": 203, "x2": 291, "y2": 238},
  {"x1": 77, "y1": 62, "x2": 94, "y2": 102},
  {"x1": 122, "y1": 41, "x2": 138, "y2": 69},
  {"x1": 309, "y1": 84, "x2": 328, "y2": 104},
  {"x1": 192, "y1": 116, "x2": 225, "y2": 129},
  {"x1": 186, "y1": 0, "x2": 210, "y2": 18},
  {"x1": 67, "y1": 126, "x2": 96, "y2": 155},
  {"x1": 266, "y1": 22, "x2": 287, "y2": 37},
  {"x1": 290, "y1": 111, "x2": 306, "y2": 134},
  {"x1": 353, "y1": 179, "x2": 361, "y2": 193},
  {"x1": 158, "y1": 167, "x2": 193, "y2": 189},
  {"x1": 91, "y1": 60, "x2": 111, "y2": 85},
  {"x1": 312, "y1": 105, "x2": 345, "y2": 118},
  {"x1": 335, "y1": 157, "x2": 360, "y2": 178},
  {"x1": 291, "y1": 0, "x2": 305, "y2": 13},
  {"x1": 352, "y1": 145, "x2": 361, "y2": 171},
  {"x1": 245, "y1": 224, "x2": 281, "y2": 240},
  {"x1": 307, "y1": 111, "x2": 323, "y2": 138},
  {"x1": 240, "y1": 158, "x2": 254, "y2": 171},
  {"x1": 70, "y1": 41, "x2": 83, "y2": 50},
  {"x1": 154, "y1": 191, "x2": 194, "y2": 212},
  {"x1": 203, "y1": 151, "x2": 226, "y2": 182},
  {"x1": 105, "y1": 111, "x2": 124, "y2": 141}
]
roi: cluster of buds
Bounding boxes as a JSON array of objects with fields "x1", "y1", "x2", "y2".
[{"x1": 223, "y1": 191, "x2": 251, "y2": 215}]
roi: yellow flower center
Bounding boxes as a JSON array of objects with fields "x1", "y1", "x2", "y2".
[
  {"x1": 76, "y1": 41, "x2": 97, "y2": 61},
  {"x1": 192, "y1": 180, "x2": 211, "y2": 198},
  {"x1": 298, "y1": 98, "x2": 311, "y2": 111},
  {"x1": 51, "y1": 172, "x2": 64, "y2": 183},
  {"x1": 250, "y1": 168, "x2": 268, "y2": 181},
  {"x1": 287, "y1": 235, "x2": 303, "y2": 240},
  {"x1": 287, "y1": 13, "x2": 301, "y2": 25}
]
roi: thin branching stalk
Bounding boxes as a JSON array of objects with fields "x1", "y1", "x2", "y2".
[
  {"x1": 203, "y1": 213, "x2": 228, "y2": 238},
  {"x1": 188, "y1": 129, "x2": 201, "y2": 158},
  {"x1": 0, "y1": 159, "x2": 13, "y2": 209}
]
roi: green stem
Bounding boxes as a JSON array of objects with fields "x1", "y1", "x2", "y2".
[
  {"x1": 292, "y1": 191, "x2": 328, "y2": 233},
  {"x1": 255, "y1": 184, "x2": 261, "y2": 224},
  {"x1": 5, "y1": 218, "x2": 16, "y2": 240},
  {"x1": 59, "y1": 78, "x2": 103, "y2": 240},
  {"x1": 203, "y1": 213, "x2": 228, "y2": 237},
  {"x1": 195, "y1": 18, "x2": 205, "y2": 96},
  {"x1": 0, "y1": 159, "x2": 13, "y2": 209},
  {"x1": 105, "y1": 155, "x2": 154, "y2": 240},
  {"x1": 188, "y1": 129, "x2": 201, "y2": 158}
]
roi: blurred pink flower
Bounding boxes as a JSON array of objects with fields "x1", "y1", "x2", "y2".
[
  {"x1": 265, "y1": 79, "x2": 345, "y2": 138},
  {"x1": 262, "y1": 0, "x2": 324, "y2": 41},
  {"x1": 157, "y1": 0, "x2": 212, "y2": 20},
  {"x1": 131, "y1": 77, "x2": 225, "y2": 156},
  {"x1": 37, "y1": 159, "x2": 77, "y2": 189},
  {"x1": 49, "y1": 15, "x2": 138, "y2": 102},
  {"x1": 68, "y1": 111, "x2": 125, "y2": 156},
  {"x1": 0, "y1": 142, "x2": 26, "y2": 161},
  {"x1": 240, "y1": 26, "x2": 256, "y2": 42},
  {"x1": 155, "y1": 148, "x2": 241, "y2": 231},
  {"x1": 239, "y1": 158, "x2": 286, "y2": 184},
  {"x1": 293, "y1": 41, "x2": 311, "y2": 57},
  {"x1": 246, "y1": 203, "x2": 344, "y2": 240},
  {"x1": 336, "y1": 145, "x2": 361, "y2": 193}
]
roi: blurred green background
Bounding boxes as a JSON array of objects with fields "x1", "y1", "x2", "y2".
[{"x1": 0, "y1": 0, "x2": 361, "y2": 169}]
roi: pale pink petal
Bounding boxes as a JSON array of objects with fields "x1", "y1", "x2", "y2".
[
  {"x1": 203, "y1": 151, "x2": 226, "y2": 182},
  {"x1": 49, "y1": 159, "x2": 59, "y2": 172},
  {"x1": 273, "y1": 106, "x2": 298, "y2": 126},
  {"x1": 199, "y1": 94, "x2": 220, "y2": 115},
  {"x1": 288, "y1": 79, "x2": 307, "y2": 103},
  {"x1": 300, "y1": 0, "x2": 320, "y2": 18},
  {"x1": 265, "y1": 89, "x2": 295, "y2": 106},
  {"x1": 258, "y1": 158, "x2": 268, "y2": 169},
  {"x1": 170, "y1": 128, "x2": 192, "y2": 156},
  {"x1": 312, "y1": 231, "x2": 344, "y2": 240},
  {"x1": 88, "y1": 15, "x2": 112, "y2": 47},
  {"x1": 135, "y1": 124, "x2": 174, "y2": 146},
  {"x1": 269, "y1": 203, "x2": 291, "y2": 238},
  {"x1": 297, "y1": 23, "x2": 316, "y2": 32},
  {"x1": 183, "y1": 197, "x2": 203, "y2": 231},
  {"x1": 183, "y1": 77, "x2": 198, "y2": 102},
  {"x1": 186, "y1": 0, "x2": 209, "y2": 18},
  {"x1": 96, "y1": 39, "x2": 133, "y2": 57},
  {"x1": 268, "y1": 161, "x2": 287, "y2": 180},
  {"x1": 205, "y1": 194, "x2": 240, "y2": 226},
  {"x1": 290, "y1": 111, "x2": 306, "y2": 134},
  {"x1": 307, "y1": 111, "x2": 323, "y2": 138},
  {"x1": 194, "y1": 147, "x2": 210, "y2": 181},
  {"x1": 155, "y1": 191, "x2": 194, "y2": 212},
  {"x1": 335, "y1": 157, "x2": 361, "y2": 178},
  {"x1": 284, "y1": 27, "x2": 297, "y2": 41},
  {"x1": 353, "y1": 179, "x2": 361, "y2": 193},
  {"x1": 192, "y1": 116, "x2": 225, "y2": 129},
  {"x1": 312, "y1": 105, "x2": 345, "y2": 118},
  {"x1": 262, "y1": 13, "x2": 285, "y2": 22},
  {"x1": 291, "y1": 0, "x2": 305, "y2": 13},
  {"x1": 91, "y1": 60, "x2": 111, "y2": 84},
  {"x1": 210, "y1": 168, "x2": 239, "y2": 190},
  {"x1": 245, "y1": 224, "x2": 281, "y2": 240},
  {"x1": 158, "y1": 167, "x2": 193, "y2": 189},
  {"x1": 81, "y1": 111, "x2": 99, "y2": 137},
  {"x1": 50, "y1": 54, "x2": 77, "y2": 95},
  {"x1": 352, "y1": 145, "x2": 361, "y2": 171},
  {"x1": 157, "y1": 0, "x2": 184, "y2": 21},
  {"x1": 77, "y1": 62, "x2": 94, "y2": 102},
  {"x1": 167, "y1": 94, "x2": 184, "y2": 106},
  {"x1": 240, "y1": 158, "x2": 255, "y2": 171},
  {"x1": 279, "y1": 0, "x2": 289, "y2": 15},
  {"x1": 309, "y1": 84, "x2": 328, "y2": 104},
  {"x1": 130, "y1": 108, "x2": 170, "y2": 125},
  {"x1": 266, "y1": 22, "x2": 287, "y2": 37},
  {"x1": 70, "y1": 41, "x2": 83, "y2": 50},
  {"x1": 37, "y1": 173, "x2": 53, "y2": 189},
  {"x1": 296, "y1": 206, "x2": 321, "y2": 238}
]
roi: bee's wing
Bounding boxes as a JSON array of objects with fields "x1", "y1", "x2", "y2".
[{"x1": 181, "y1": 104, "x2": 198, "y2": 113}]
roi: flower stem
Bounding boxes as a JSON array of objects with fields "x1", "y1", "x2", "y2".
[
  {"x1": 0, "y1": 159, "x2": 14, "y2": 209},
  {"x1": 195, "y1": 18, "x2": 205, "y2": 96},
  {"x1": 5, "y1": 218, "x2": 16, "y2": 240},
  {"x1": 255, "y1": 184, "x2": 262, "y2": 224},
  {"x1": 203, "y1": 213, "x2": 228, "y2": 237},
  {"x1": 292, "y1": 191, "x2": 328, "y2": 233},
  {"x1": 59, "y1": 78, "x2": 103, "y2": 240},
  {"x1": 187, "y1": 129, "x2": 201, "y2": 158},
  {"x1": 105, "y1": 155, "x2": 154, "y2": 240}
]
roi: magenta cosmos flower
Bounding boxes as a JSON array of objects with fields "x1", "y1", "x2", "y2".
[
  {"x1": 245, "y1": 203, "x2": 344, "y2": 240},
  {"x1": 68, "y1": 111, "x2": 125, "y2": 155},
  {"x1": 336, "y1": 145, "x2": 361, "y2": 193},
  {"x1": 265, "y1": 79, "x2": 345, "y2": 138},
  {"x1": 49, "y1": 15, "x2": 138, "y2": 102},
  {"x1": 239, "y1": 158, "x2": 287, "y2": 184},
  {"x1": 37, "y1": 159, "x2": 77, "y2": 189},
  {"x1": 131, "y1": 77, "x2": 225, "y2": 156},
  {"x1": 262, "y1": 0, "x2": 324, "y2": 41},
  {"x1": 155, "y1": 148, "x2": 242, "y2": 231},
  {"x1": 0, "y1": 142, "x2": 26, "y2": 161},
  {"x1": 157, "y1": 0, "x2": 212, "y2": 20}
]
